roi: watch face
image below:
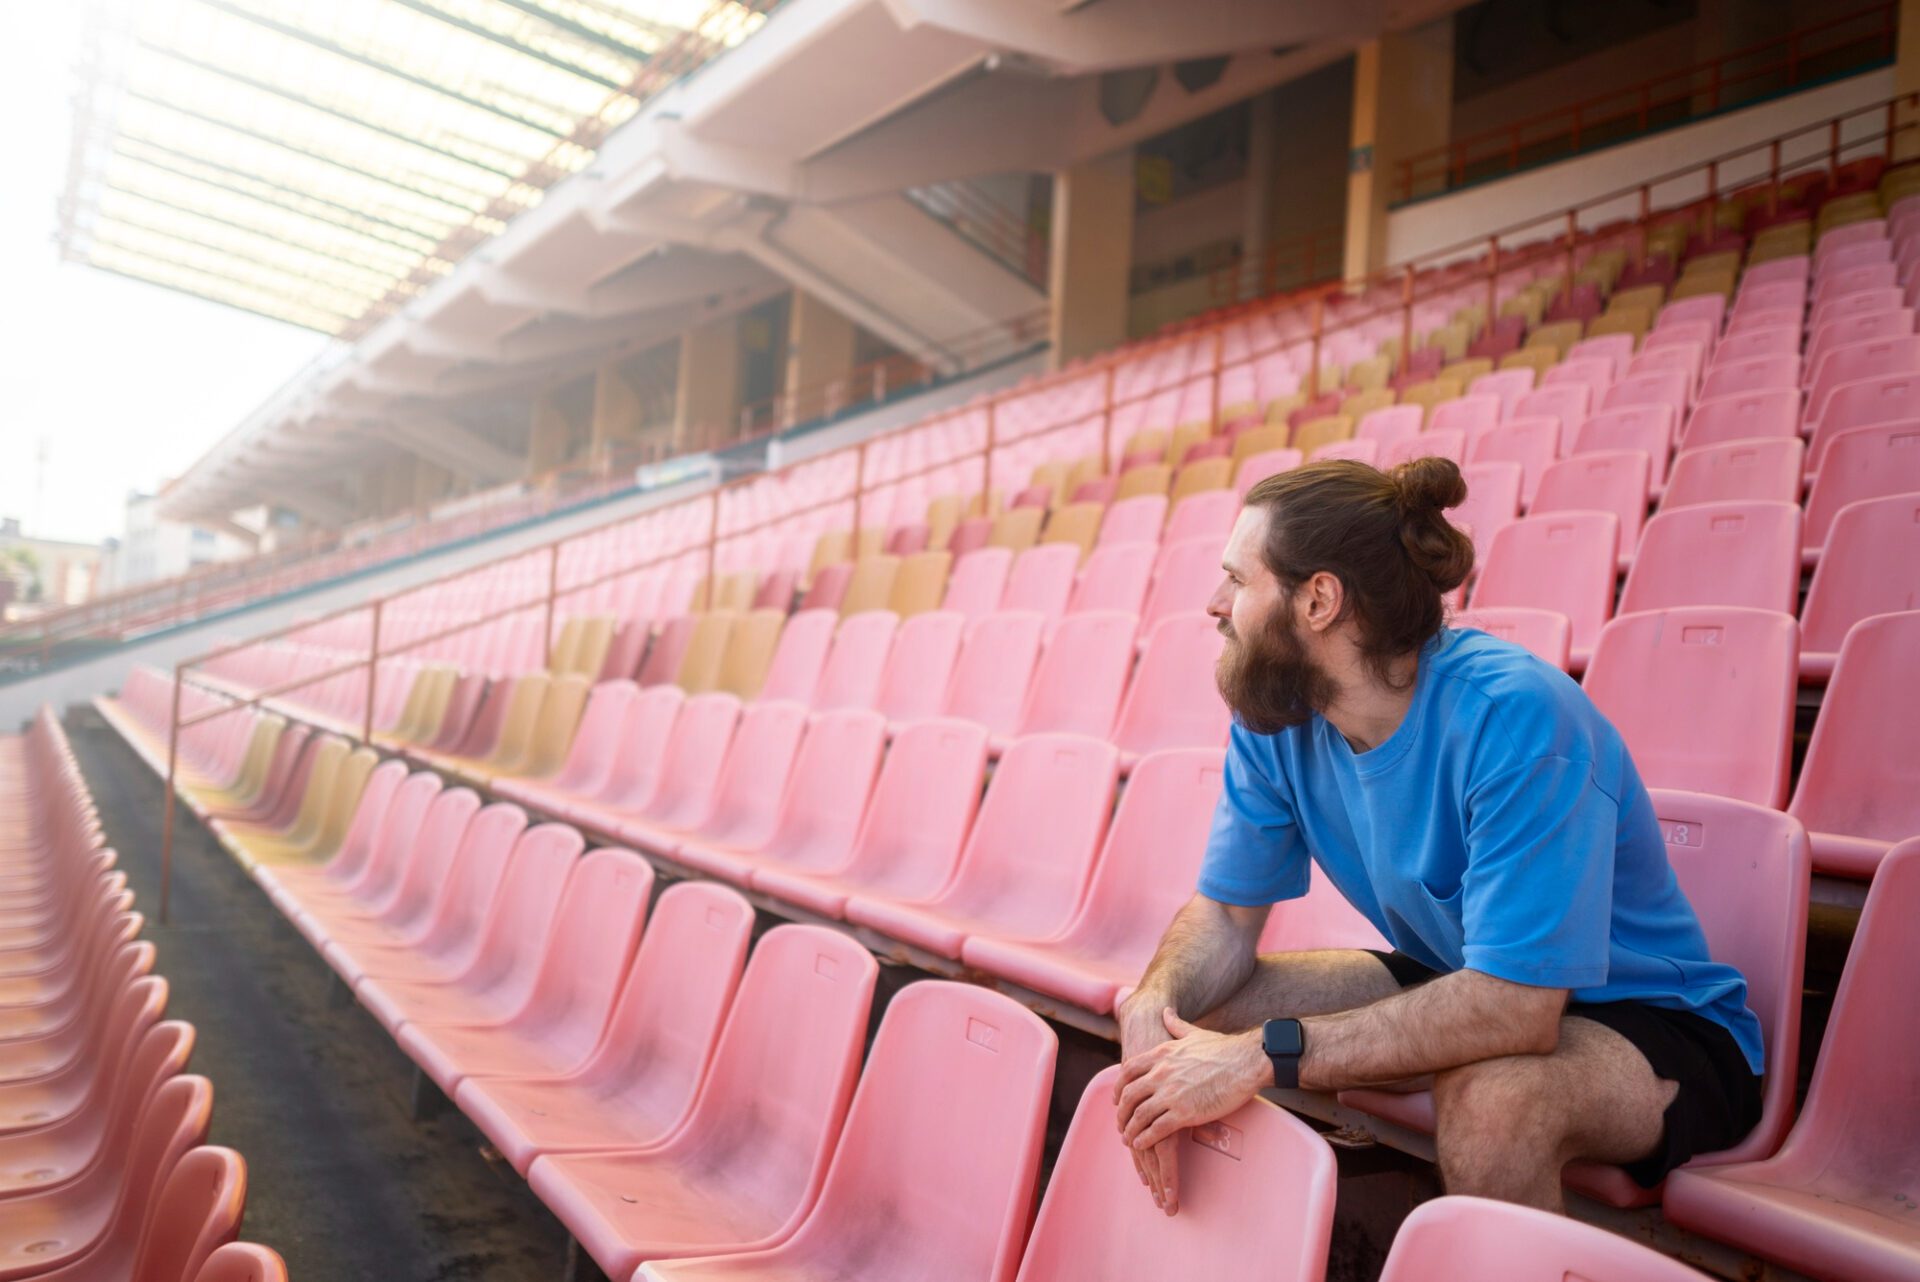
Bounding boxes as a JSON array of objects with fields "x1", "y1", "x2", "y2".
[{"x1": 1263, "y1": 1019, "x2": 1303, "y2": 1057}]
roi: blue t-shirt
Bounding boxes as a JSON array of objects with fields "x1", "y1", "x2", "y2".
[{"x1": 1198, "y1": 627, "x2": 1764, "y2": 1074}]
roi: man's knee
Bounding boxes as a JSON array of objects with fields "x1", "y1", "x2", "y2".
[{"x1": 1433, "y1": 1057, "x2": 1571, "y2": 1199}]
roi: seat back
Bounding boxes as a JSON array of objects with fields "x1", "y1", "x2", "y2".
[
  {"x1": 1163, "y1": 488, "x2": 1238, "y2": 547},
  {"x1": 1002, "y1": 543, "x2": 1080, "y2": 619},
  {"x1": 888, "y1": 550, "x2": 952, "y2": 617},
  {"x1": 1574, "y1": 402, "x2": 1678, "y2": 487},
  {"x1": 1697, "y1": 355, "x2": 1799, "y2": 404},
  {"x1": 942, "y1": 547, "x2": 1012, "y2": 620},
  {"x1": 1531, "y1": 450, "x2": 1650, "y2": 554},
  {"x1": 590, "y1": 685, "x2": 685, "y2": 812},
  {"x1": 1801, "y1": 493, "x2": 1920, "y2": 656},
  {"x1": 1379, "y1": 1195, "x2": 1711, "y2": 1282},
  {"x1": 800, "y1": 562, "x2": 854, "y2": 612},
  {"x1": 1804, "y1": 423, "x2": 1920, "y2": 552},
  {"x1": 320, "y1": 759, "x2": 409, "y2": 884},
  {"x1": 126, "y1": 1146, "x2": 248, "y2": 1282},
  {"x1": 1355, "y1": 403, "x2": 1423, "y2": 447},
  {"x1": 943, "y1": 611, "x2": 1046, "y2": 737},
  {"x1": 839, "y1": 556, "x2": 901, "y2": 616},
  {"x1": 1097, "y1": 494, "x2": 1169, "y2": 546},
  {"x1": 517, "y1": 849, "x2": 653, "y2": 1061},
  {"x1": 462, "y1": 824, "x2": 585, "y2": 1001},
  {"x1": 513, "y1": 674, "x2": 592, "y2": 777},
  {"x1": 1141, "y1": 535, "x2": 1227, "y2": 633},
  {"x1": 875, "y1": 611, "x2": 966, "y2": 724},
  {"x1": 762, "y1": 709, "x2": 889, "y2": 871},
  {"x1": 1016, "y1": 612, "x2": 1136, "y2": 741},
  {"x1": 541, "y1": 681, "x2": 638, "y2": 794},
  {"x1": 714, "y1": 608, "x2": 786, "y2": 699},
  {"x1": 1448, "y1": 461, "x2": 1523, "y2": 580},
  {"x1": 484, "y1": 675, "x2": 552, "y2": 769},
  {"x1": 1468, "y1": 417, "x2": 1561, "y2": 505},
  {"x1": 1427, "y1": 394, "x2": 1501, "y2": 439},
  {"x1": 1015, "y1": 1063, "x2": 1335, "y2": 1281},
  {"x1": 106, "y1": 1076, "x2": 216, "y2": 1260},
  {"x1": 841, "y1": 719, "x2": 990, "y2": 902},
  {"x1": 1469, "y1": 367, "x2": 1536, "y2": 419},
  {"x1": 639, "y1": 692, "x2": 743, "y2": 827},
  {"x1": 194, "y1": 1243, "x2": 288, "y2": 1282},
  {"x1": 1234, "y1": 448, "x2": 1304, "y2": 494},
  {"x1": 1471, "y1": 512, "x2": 1619, "y2": 658},
  {"x1": 1512, "y1": 382, "x2": 1590, "y2": 434},
  {"x1": 1451, "y1": 607, "x2": 1572, "y2": 671},
  {"x1": 1661, "y1": 436, "x2": 1804, "y2": 509},
  {"x1": 1619, "y1": 502, "x2": 1800, "y2": 616},
  {"x1": 1381, "y1": 430, "x2": 1465, "y2": 469},
  {"x1": 695, "y1": 700, "x2": 811, "y2": 845},
  {"x1": 364, "y1": 786, "x2": 487, "y2": 927},
  {"x1": 814, "y1": 610, "x2": 899, "y2": 711},
  {"x1": 1112, "y1": 615, "x2": 1231, "y2": 758},
  {"x1": 675, "y1": 612, "x2": 738, "y2": 693},
  {"x1": 1789, "y1": 611, "x2": 1920, "y2": 858},
  {"x1": 758, "y1": 610, "x2": 837, "y2": 705},
  {"x1": 1681, "y1": 388, "x2": 1799, "y2": 451},
  {"x1": 1808, "y1": 366, "x2": 1920, "y2": 472},
  {"x1": 1170, "y1": 456, "x2": 1234, "y2": 507},
  {"x1": 780, "y1": 984, "x2": 1054, "y2": 1282},
  {"x1": 278, "y1": 735, "x2": 347, "y2": 841},
  {"x1": 1070, "y1": 542, "x2": 1155, "y2": 616},
  {"x1": 1039, "y1": 503, "x2": 1103, "y2": 560}
]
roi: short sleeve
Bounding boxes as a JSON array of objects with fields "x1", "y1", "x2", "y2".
[
  {"x1": 1196, "y1": 725, "x2": 1310, "y2": 906},
  {"x1": 1459, "y1": 755, "x2": 1616, "y2": 988}
]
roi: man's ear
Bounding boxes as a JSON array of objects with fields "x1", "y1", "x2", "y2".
[{"x1": 1303, "y1": 570, "x2": 1343, "y2": 633}]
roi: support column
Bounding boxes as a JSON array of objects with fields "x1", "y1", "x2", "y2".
[
  {"x1": 591, "y1": 361, "x2": 645, "y2": 462},
  {"x1": 784, "y1": 291, "x2": 859, "y2": 425},
  {"x1": 1898, "y1": 0, "x2": 1920, "y2": 162},
  {"x1": 1242, "y1": 90, "x2": 1279, "y2": 270},
  {"x1": 673, "y1": 316, "x2": 742, "y2": 452},
  {"x1": 1047, "y1": 147, "x2": 1136, "y2": 368},
  {"x1": 1344, "y1": 18, "x2": 1453, "y2": 283},
  {"x1": 411, "y1": 459, "x2": 452, "y2": 509},
  {"x1": 527, "y1": 392, "x2": 573, "y2": 477}
]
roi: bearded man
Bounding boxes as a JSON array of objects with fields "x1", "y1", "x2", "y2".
[{"x1": 1112, "y1": 458, "x2": 1762, "y2": 1216}]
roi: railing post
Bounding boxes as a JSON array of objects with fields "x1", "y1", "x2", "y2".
[
  {"x1": 1888, "y1": 100, "x2": 1898, "y2": 164},
  {"x1": 1638, "y1": 184, "x2": 1651, "y2": 262},
  {"x1": 1485, "y1": 235, "x2": 1500, "y2": 326},
  {"x1": 1399, "y1": 265, "x2": 1415, "y2": 373},
  {"x1": 851, "y1": 440, "x2": 867, "y2": 537},
  {"x1": 1769, "y1": 140, "x2": 1782, "y2": 213},
  {"x1": 1100, "y1": 364, "x2": 1115, "y2": 468},
  {"x1": 160, "y1": 667, "x2": 181, "y2": 928},
  {"x1": 541, "y1": 542, "x2": 560, "y2": 666},
  {"x1": 1306, "y1": 296, "x2": 1324, "y2": 401},
  {"x1": 362, "y1": 599, "x2": 381, "y2": 746},
  {"x1": 1702, "y1": 160, "x2": 1718, "y2": 242},
  {"x1": 1564, "y1": 208, "x2": 1578, "y2": 288},
  {"x1": 1830, "y1": 118, "x2": 1842, "y2": 179},
  {"x1": 1209, "y1": 329, "x2": 1224, "y2": 429}
]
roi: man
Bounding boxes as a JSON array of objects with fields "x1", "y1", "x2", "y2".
[{"x1": 1113, "y1": 457, "x2": 1762, "y2": 1216}]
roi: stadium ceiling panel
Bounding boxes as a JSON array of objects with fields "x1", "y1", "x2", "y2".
[{"x1": 57, "y1": 0, "x2": 774, "y2": 337}]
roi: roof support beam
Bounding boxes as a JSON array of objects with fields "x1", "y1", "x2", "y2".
[{"x1": 364, "y1": 415, "x2": 527, "y2": 484}]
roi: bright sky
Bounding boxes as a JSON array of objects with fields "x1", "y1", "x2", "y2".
[{"x1": 0, "y1": 4, "x2": 325, "y2": 547}]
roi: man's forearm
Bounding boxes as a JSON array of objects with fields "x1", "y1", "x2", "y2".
[
  {"x1": 1127, "y1": 896, "x2": 1261, "y2": 1024},
  {"x1": 1291, "y1": 969, "x2": 1567, "y2": 1090}
]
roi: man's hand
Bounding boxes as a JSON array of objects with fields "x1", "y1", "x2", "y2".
[
  {"x1": 1116, "y1": 991, "x2": 1183, "y2": 1214},
  {"x1": 1116, "y1": 1008, "x2": 1272, "y2": 1155}
]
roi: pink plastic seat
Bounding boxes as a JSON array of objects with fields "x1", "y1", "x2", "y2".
[
  {"x1": 1427, "y1": 393, "x2": 1501, "y2": 439},
  {"x1": 1602, "y1": 367, "x2": 1689, "y2": 421},
  {"x1": 1311, "y1": 438, "x2": 1380, "y2": 465},
  {"x1": 493, "y1": 680, "x2": 637, "y2": 813},
  {"x1": 1531, "y1": 451, "x2": 1649, "y2": 565},
  {"x1": 632, "y1": 983, "x2": 1054, "y2": 1282},
  {"x1": 193, "y1": 1243, "x2": 287, "y2": 1282},
  {"x1": 1512, "y1": 382, "x2": 1590, "y2": 435},
  {"x1": 848, "y1": 733, "x2": 1117, "y2": 960},
  {"x1": 1096, "y1": 494, "x2": 1169, "y2": 546},
  {"x1": 1541, "y1": 356, "x2": 1616, "y2": 399},
  {"x1": 1584, "y1": 607, "x2": 1798, "y2": 807},
  {"x1": 883, "y1": 524, "x2": 928, "y2": 558},
  {"x1": 1379, "y1": 429, "x2": 1465, "y2": 468},
  {"x1": 1000, "y1": 612, "x2": 1135, "y2": 748},
  {"x1": 1572, "y1": 402, "x2": 1678, "y2": 489},
  {"x1": 1801, "y1": 308, "x2": 1911, "y2": 382},
  {"x1": 255, "y1": 761, "x2": 433, "y2": 917},
  {"x1": 1356, "y1": 404, "x2": 1423, "y2": 447},
  {"x1": 1469, "y1": 368, "x2": 1535, "y2": 420},
  {"x1": 798, "y1": 562, "x2": 853, "y2": 612},
  {"x1": 356, "y1": 824, "x2": 585, "y2": 1034},
  {"x1": 752, "y1": 718, "x2": 989, "y2": 920},
  {"x1": 1010, "y1": 484, "x2": 1052, "y2": 510},
  {"x1": 750, "y1": 567, "x2": 799, "y2": 611},
  {"x1": 60, "y1": 1145, "x2": 249, "y2": 1282},
  {"x1": 1787, "y1": 610, "x2": 1920, "y2": 877},
  {"x1": 1568, "y1": 333, "x2": 1635, "y2": 379},
  {"x1": 1070, "y1": 476, "x2": 1117, "y2": 505},
  {"x1": 938, "y1": 611, "x2": 1045, "y2": 737},
  {"x1": 1680, "y1": 388, "x2": 1799, "y2": 453},
  {"x1": 1380, "y1": 1196, "x2": 1710, "y2": 1282},
  {"x1": 963, "y1": 748, "x2": 1220, "y2": 1013},
  {"x1": 873, "y1": 611, "x2": 966, "y2": 724},
  {"x1": 527, "y1": 926, "x2": 878, "y2": 1279},
  {"x1": 940, "y1": 547, "x2": 1011, "y2": 621},
  {"x1": 636, "y1": 617, "x2": 697, "y2": 688},
  {"x1": 453, "y1": 882, "x2": 753, "y2": 1175},
  {"x1": 1664, "y1": 841, "x2": 1920, "y2": 1281},
  {"x1": 1799, "y1": 493, "x2": 1920, "y2": 679},
  {"x1": 1469, "y1": 417, "x2": 1561, "y2": 506},
  {"x1": 1727, "y1": 303, "x2": 1803, "y2": 335},
  {"x1": 1662, "y1": 436, "x2": 1804, "y2": 509},
  {"x1": 395, "y1": 849, "x2": 653, "y2": 1093},
  {"x1": 812, "y1": 611, "x2": 898, "y2": 710},
  {"x1": 1697, "y1": 354, "x2": 1799, "y2": 404},
  {"x1": 1470, "y1": 511, "x2": 1618, "y2": 668},
  {"x1": 1628, "y1": 340, "x2": 1705, "y2": 399},
  {"x1": 1234, "y1": 448, "x2": 1303, "y2": 495},
  {"x1": 1140, "y1": 535, "x2": 1226, "y2": 635},
  {"x1": 1163, "y1": 488, "x2": 1238, "y2": 546},
  {"x1": 1451, "y1": 606, "x2": 1571, "y2": 670},
  {"x1": 1806, "y1": 370, "x2": 1920, "y2": 476},
  {"x1": 1804, "y1": 339, "x2": 1920, "y2": 444},
  {"x1": 1068, "y1": 542, "x2": 1154, "y2": 616},
  {"x1": 945, "y1": 517, "x2": 993, "y2": 559},
  {"x1": 619, "y1": 700, "x2": 807, "y2": 856},
  {"x1": 555, "y1": 685, "x2": 685, "y2": 827},
  {"x1": 1803, "y1": 423, "x2": 1920, "y2": 562},
  {"x1": 754, "y1": 610, "x2": 837, "y2": 705},
  {"x1": 1001, "y1": 544, "x2": 1079, "y2": 619},
  {"x1": 1656, "y1": 293, "x2": 1726, "y2": 334},
  {"x1": 1447, "y1": 461, "x2": 1523, "y2": 582},
  {"x1": 675, "y1": 708, "x2": 887, "y2": 886},
  {"x1": 1342, "y1": 790, "x2": 1807, "y2": 1207},
  {"x1": 1111, "y1": 614, "x2": 1230, "y2": 767},
  {"x1": 1012, "y1": 1063, "x2": 1335, "y2": 1281},
  {"x1": 1711, "y1": 326, "x2": 1799, "y2": 367},
  {"x1": 1806, "y1": 285, "x2": 1901, "y2": 336},
  {"x1": 1618, "y1": 501, "x2": 1800, "y2": 616},
  {"x1": 578, "y1": 693, "x2": 740, "y2": 839}
]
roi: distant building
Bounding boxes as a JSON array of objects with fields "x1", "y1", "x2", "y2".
[
  {"x1": 0, "y1": 518, "x2": 102, "y2": 612},
  {"x1": 94, "y1": 491, "x2": 252, "y2": 594}
]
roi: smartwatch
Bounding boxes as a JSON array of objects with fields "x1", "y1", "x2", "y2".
[{"x1": 1262, "y1": 1018, "x2": 1305, "y2": 1090}]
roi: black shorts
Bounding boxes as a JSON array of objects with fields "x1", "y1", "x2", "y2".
[{"x1": 1365, "y1": 949, "x2": 1764, "y2": 1187}]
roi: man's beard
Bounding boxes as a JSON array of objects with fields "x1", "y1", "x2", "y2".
[{"x1": 1214, "y1": 604, "x2": 1339, "y2": 736}]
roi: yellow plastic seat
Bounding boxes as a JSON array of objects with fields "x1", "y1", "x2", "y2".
[
  {"x1": 840, "y1": 556, "x2": 901, "y2": 616},
  {"x1": 1169, "y1": 457, "x2": 1233, "y2": 508},
  {"x1": 1039, "y1": 502, "x2": 1105, "y2": 561},
  {"x1": 1499, "y1": 292, "x2": 1545, "y2": 327},
  {"x1": 1167, "y1": 423, "x2": 1211, "y2": 469},
  {"x1": 241, "y1": 745, "x2": 379, "y2": 870},
  {"x1": 713, "y1": 608, "x2": 787, "y2": 699},
  {"x1": 1525, "y1": 319, "x2": 1584, "y2": 357},
  {"x1": 405, "y1": 667, "x2": 461, "y2": 748},
  {"x1": 1121, "y1": 429, "x2": 1170, "y2": 463},
  {"x1": 219, "y1": 735, "x2": 349, "y2": 869},
  {"x1": 1064, "y1": 454, "x2": 1105, "y2": 497},
  {"x1": 1399, "y1": 377, "x2": 1464, "y2": 423},
  {"x1": 440, "y1": 673, "x2": 551, "y2": 787},
  {"x1": 1115, "y1": 462, "x2": 1172, "y2": 501},
  {"x1": 806, "y1": 530, "x2": 853, "y2": 588},
  {"x1": 1439, "y1": 357, "x2": 1493, "y2": 386},
  {"x1": 1499, "y1": 345, "x2": 1558, "y2": 377},
  {"x1": 1346, "y1": 354, "x2": 1392, "y2": 391},
  {"x1": 924, "y1": 495, "x2": 966, "y2": 551},
  {"x1": 1027, "y1": 461, "x2": 1071, "y2": 506},
  {"x1": 1671, "y1": 270, "x2": 1736, "y2": 301},
  {"x1": 568, "y1": 616, "x2": 615, "y2": 679},
  {"x1": 888, "y1": 551, "x2": 952, "y2": 617},
  {"x1": 547, "y1": 618, "x2": 585, "y2": 676},
  {"x1": 1339, "y1": 388, "x2": 1395, "y2": 420},
  {"x1": 1230, "y1": 426, "x2": 1288, "y2": 467},
  {"x1": 493, "y1": 673, "x2": 592, "y2": 784},
  {"x1": 988, "y1": 505, "x2": 1045, "y2": 553},
  {"x1": 1587, "y1": 306, "x2": 1651, "y2": 346},
  {"x1": 183, "y1": 714, "x2": 285, "y2": 810},
  {"x1": 1290, "y1": 414, "x2": 1354, "y2": 457},
  {"x1": 1262, "y1": 392, "x2": 1308, "y2": 426},
  {"x1": 676, "y1": 612, "x2": 738, "y2": 693},
  {"x1": 1608, "y1": 284, "x2": 1666, "y2": 315}
]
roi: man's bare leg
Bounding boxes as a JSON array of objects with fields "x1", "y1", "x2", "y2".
[
  {"x1": 1194, "y1": 949, "x2": 1405, "y2": 1032},
  {"x1": 1433, "y1": 1015, "x2": 1680, "y2": 1213}
]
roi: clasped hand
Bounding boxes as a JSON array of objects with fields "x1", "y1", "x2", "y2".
[{"x1": 1113, "y1": 1007, "x2": 1270, "y2": 1214}]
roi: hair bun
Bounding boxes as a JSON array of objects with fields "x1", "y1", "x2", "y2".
[{"x1": 1389, "y1": 456, "x2": 1474, "y2": 593}]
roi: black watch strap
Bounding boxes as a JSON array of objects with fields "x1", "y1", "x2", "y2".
[{"x1": 1262, "y1": 1018, "x2": 1305, "y2": 1090}]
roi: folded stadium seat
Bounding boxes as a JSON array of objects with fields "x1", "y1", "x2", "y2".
[
  {"x1": 1710, "y1": 325, "x2": 1799, "y2": 368},
  {"x1": 1664, "y1": 840, "x2": 1920, "y2": 1281},
  {"x1": 752, "y1": 719, "x2": 989, "y2": 921},
  {"x1": 1584, "y1": 607, "x2": 1798, "y2": 807},
  {"x1": 614, "y1": 699, "x2": 803, "y2": 858},
  {"x1": 45, "y1": 1144, "x2": 248, "y2": 1282},
  {"x1": 941, "y1": 546, "x2": 1012, "y2": 622},
  {"x1": 752, "y1": 611, "x2": 835, "y2": 706},
  {"x1": 1097, "y1": 494, "x2": 1169, "y2": 546},
  {"x1": 1803, "y1": 340, "x2": 1920, "y2": 446},
  {"x1": 481, "y1": 673, "x2": 592, "y2": 789},
  {"x1": 1799, "y1": 494, "x2": 1920, "y2": 680},
  {"x1": 1164, "y1": 487, "x2": 1238, "y2": 547},
  {"x1": 1470, "y1": 367, "x2": 1536, "y2": 421},
  {"x1": 1806, "y1": 285, "x2": 1902, "y2": 336},
  {"x1": 1013, "y1": 1061, "x2": 1333, "y2": 1280},
  {"x1": 0, "y1": 973, "x2": 162, "y2": 1133},
  {"x1": 454, "y1": 880, "x2": 751, "y2": 1176},
  {"x1": 1139, "y1": 535, "x2": 1226, "y2": 637},
  {"x1": 1567, "y1": 333, "x2": 1636, "y2": 380},
  {"x1": 633, "y1": 981, "x2": 1054, "y2": 1282},
  {"x1": 572, "y1": 692, "x2": 738, "y2": 839},
  {"x1": 962, "y1": 747, "x2": 1220, "y2": 1013},
  {"x1": 886, "y1": 550, "x2": 951, "y2": 617},
  {"x1": 1805, "y1": 370, "x2": 1920, "y2": 477},
  {"x1": 1450, "y1": 607, "x2": 1572, "y2": 670},
  {"x1": 1340, "y1": 789, "x2": 1807, "y2": 1208},
  {"x1": 1661, "y1": 436, "x2": 1804, "y2": 510},
  {"x1": 1803, "y1": 423, "x2": 1920, "y2": 564},
  {"x1": 1467, "y1": 418, "x2": 1561, "y2": 507},
  {"x1": 1470, "y1": 511, "x2": 1619, "y2": 670},
  {"x1": 1378, "y1": 1196, "x2": 1709, "y2": 1282},
  {"x1": 799, "y1": 562, "x2": 854, "y2": 612},
  {"x1": 253, "y1": 765, "x2": 438, "y2": 921},
  {"x1": 1679, "y1": 388, "x2": 1800, "y2": 453},
  {"x1": 1512, "y1": 381, "x2": 1591, "y2": 434},
  {"x1": 396, "y1": 849, "x2": 653, "y2": 1093},
  {"x1": 1602, "y1": 367, "x2": 1690, "y2": 422},
  {"x1": 1445, "y1": 461, "x2": 1522, "y2": 583},
  {"x1": 317, "y1": 801, "x2": 523, "y2": 990},
  {"x1": 934, "y1": 611, "x2": 1046, "y2": 740},
  {"x1": 1617, "y1": 501, "x2": 1801, "y2": 618},
  {"x1": 873, "y1": 612, "x2": 966, "y2": 724},
  {"x1": 422, "y1": 674, "x2": 546, "y2": 774},
  {"x1": 357, "y1": 823, "x2": 585, "y2": 1035},
  {"x1": 1801, "y1": 308, "x2": 1912, "y2": 381},
  {"x1": 529, "y1": 926, "x2": 878, "y2": 1278},
  {"x1": 1697, "y1": 355, "x2": 1799, "y2": 403},
  {"x1": 1068, "y1": 542, "x2": 1155, "y2": 616},
  {"x1": 993, "y1": 611, "x2": 1136, "y2": 751},
  {"x1": 1786, "y1": 611, "x2": 1920, "y2": 877},
  {"x1": 1427, "y1": 394, "x2": 1501, "y2": 441},
  {"x1": 1533, "y1": 450, "x2": 1651, "y2": 567},
  {"x1": 675, "y1": 709, "x2": 887, "y2": 886},
  {"x1": 215, "y1": 731, "x2": 341, "y2": 843},
  {"x1": 1573, "y1": 402, "x2": 1678, "y2": 490},
  {"x1": 1001, "y1": 544, "x2": 1080, "y2": 620},
  {"x1": 1110, "y1": 614, "x2": 1231, "y2": 768},
  {"x1": 0, "y1": 1074, "x2": 210, "y2": 1279},
  {"x1": 1234, "y1": 447, "x2": 1305, "y2": 494},
  {"x1": 810, "y1": 610, "x2": 898, "y2": 711}
]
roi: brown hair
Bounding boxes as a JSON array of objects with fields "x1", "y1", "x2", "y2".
[{"x1": 1241, "y1": 457, "x2": 1474, "y2": 683}]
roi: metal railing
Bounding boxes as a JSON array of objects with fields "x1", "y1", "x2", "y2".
[
  {"x1": 149, "y1": 91, "x2": 1919, "y2": 921},
  {"x1": 1396, "y1": 1, "x2": 1897, "y2": 205},
  {"x1": 906, "y1": 178, "x2": 1050, "y2": 287},
  {"x1": 1205, "y1": 224, "x2": 1348, "y2": 309}
]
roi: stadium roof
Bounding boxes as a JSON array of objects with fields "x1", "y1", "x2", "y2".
[{"x1": 56, "y1": 0, "x2": 774, "y2": 337}]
